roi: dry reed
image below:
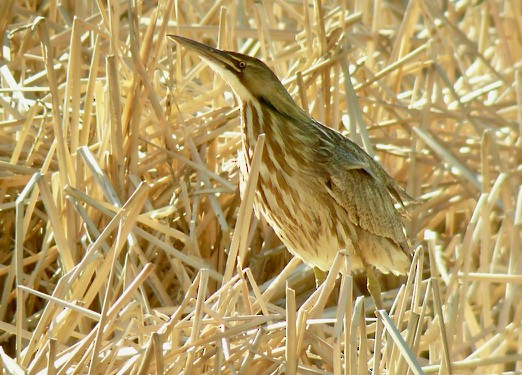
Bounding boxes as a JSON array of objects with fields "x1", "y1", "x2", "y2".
[{"x1": 1, "y1": 0, "x2": 521, "y2": 374}]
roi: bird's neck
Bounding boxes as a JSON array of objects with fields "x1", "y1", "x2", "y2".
[
  {"x1": 239, "y1": 100, "x2": 266, "y2": 152},
  {"x1": 239, "y1": 98, "x2": 317, "y2": 156}
]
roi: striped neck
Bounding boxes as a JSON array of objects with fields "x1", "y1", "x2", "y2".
[{"x1": 239, "y1": 99, "x2": 320, "y2": 160}]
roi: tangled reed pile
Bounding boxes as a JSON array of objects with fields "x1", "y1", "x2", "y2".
[{"x1": 1, "y1": 0, "x2": 521, "y2": 373}]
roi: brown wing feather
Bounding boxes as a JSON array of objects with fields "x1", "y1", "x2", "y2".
[
  {"x1": 324, "y1": 135, "x2": 410, "y2": 249},
  {"x1": 330, "y1": 167, "x2": 407, "y2": 244}
]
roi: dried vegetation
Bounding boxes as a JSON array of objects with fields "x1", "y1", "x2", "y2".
[{"x1": 1, "y1": 0, "x2": 522, "y2": 374}]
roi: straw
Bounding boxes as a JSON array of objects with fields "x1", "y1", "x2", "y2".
[{"x1": 1, "y1": 0, "x2": 521, "y2": 373}]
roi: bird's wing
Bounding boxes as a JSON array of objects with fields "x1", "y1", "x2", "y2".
[{"x1": 325, "y1": 142, "x2": 409, "y2": 246}]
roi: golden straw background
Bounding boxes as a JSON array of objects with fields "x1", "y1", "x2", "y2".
[{"x1": 1, "y1": 0, "x2": 522, "y2": 373}]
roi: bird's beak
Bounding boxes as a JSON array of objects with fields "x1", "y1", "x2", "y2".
[{"x1": 168, "y1": 35, "x2": 238, "y2": 72}]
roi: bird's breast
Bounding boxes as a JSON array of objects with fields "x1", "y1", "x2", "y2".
[{"x1": 237, "y1": 100, "x2": 356, "y2": 268}]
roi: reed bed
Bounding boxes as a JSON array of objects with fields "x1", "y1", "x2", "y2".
[{"x1": 1, "y1": 0, "x2": 521, "y2": 373}]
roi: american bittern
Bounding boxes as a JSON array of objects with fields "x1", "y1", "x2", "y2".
[{"x1": 170, "y1": 35, "x2": 412, "y2": 308}]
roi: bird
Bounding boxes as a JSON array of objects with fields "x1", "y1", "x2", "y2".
[{"x1": 169, "y1": 35, "x2": 413, "y2": 308}]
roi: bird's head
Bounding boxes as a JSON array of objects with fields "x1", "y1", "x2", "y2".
[{"x1": 169, "y1": 35, "x2": 306, "y2": 120}]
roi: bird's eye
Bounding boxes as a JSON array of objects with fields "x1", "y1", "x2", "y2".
[{"x1": 237, "y1": 61, "x2": 247, "y2": 69}]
